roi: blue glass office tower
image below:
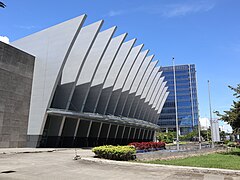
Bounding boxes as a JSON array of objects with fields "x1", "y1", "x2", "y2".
[{"x1": 158, "y1": 64, "x2": 199, "y2": 135}]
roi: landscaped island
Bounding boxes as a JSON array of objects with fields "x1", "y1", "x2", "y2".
[
  {"x1": 92, "y1": 141, "x2": 166, "y2": 161},
  {"x1": 143, "y1": 148, "x2": 240, "y2": 170}
]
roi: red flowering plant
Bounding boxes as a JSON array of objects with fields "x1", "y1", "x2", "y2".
[{"x1": 128, "y1": 141, "x2": 165, "y2": 151}]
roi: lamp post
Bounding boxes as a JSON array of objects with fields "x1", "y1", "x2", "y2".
[
  {"x1": 195, "y1": 69, "x2": 201, "y2": 149},
  {"x1": 173, "y1": 57, "x2": 179, "y2": 151},
  {"x1": 208, "y1": 80, "x2": 214, "y2": 148}
]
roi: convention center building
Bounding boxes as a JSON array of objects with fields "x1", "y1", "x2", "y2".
[{"x1": 7, "y1": 14, "x2": 169, "y2": 147}]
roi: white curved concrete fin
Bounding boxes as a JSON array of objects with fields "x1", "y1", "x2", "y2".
[
  {"x1": 155, "y1": 86, "x2": 167, "y2": 109},
  {"x1": 129, "y1": 54, "x2": 153, "y2": 94},
  {"x1": 157, "y1": 91, "x2": 169, "y2": 114},
  {"x1": 149, "y1": 76, "x2": 164, "y2": 105},
  {"x1": 136, "y1": 60, "x2": 158, "y2": 96},
  {"x1": 12, "y1": 14, "x2": 87, "y2": 52},
  {"x1": 152, "y1": 81, "x2": 167, "y2": 108},
  {"x1": 145, "y1": 71, "x2": 162, "y2": 103},
  {"x1": 122, "y1": 49, "x2": 149, "y2": 92},
  {"x1": 113, "y1": 44, "x2": 143, "y2": 91},
  {"x1": 91, "y1": 33, "x2": 127, "y2": 86},
  {"x1": 103, "y1": 38, "x2": 136, "y2": 89},
  {"x1": 77, "y1": 26, "x2": 117, "y2": 85},
  {"x1": 61, "y1": 20, "x2": 104, "y2": 85},
  {"x1": 141, "y1": 66, "x2": 160, "y2": 99},
  {"x1": 11, "y1": 15, "x2": 87, "y2": 135}
]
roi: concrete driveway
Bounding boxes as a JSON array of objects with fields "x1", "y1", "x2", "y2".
[{"x1": 0, "y1": 148, "x2": 239, "y2": 180}]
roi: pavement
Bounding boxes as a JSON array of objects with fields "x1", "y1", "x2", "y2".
[{"x1": 0, "y1": 148, "x2": 240, "y2": 180}]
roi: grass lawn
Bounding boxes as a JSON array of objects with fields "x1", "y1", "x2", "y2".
[{"x1": 144, "y1": 149, "x2": 240, "y2": 170}]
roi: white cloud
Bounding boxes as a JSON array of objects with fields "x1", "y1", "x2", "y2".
[
  {"x1": 199, "y1": 117, "x2": 210, "y2": 130},
  {"x1": 200, "y1": 117, "x2": 233, "y2": 133},
  {"x1": 16, "y1": 25, "x2": 36, "y2": 30},
  {"x1": 107, "y1": 10, "x2": 125, "y2": 17},
  {"x1": 219, "y1": 121, "x2": 233, "y2": 133},
  {"x1": 0, "y1": 36, "x2": 9, "y2": 44},
  {"x1": 162, "y1": 2, "x2": 215, "y2": 17},
  {"x1": 105, "y1": 1, "x2": 215, "y2": 18}
]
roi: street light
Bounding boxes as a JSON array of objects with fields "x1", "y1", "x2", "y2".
[
  {"x1": 195, "y1": 69, "x2": 202, "y2": 149},
  {"x1": 208, "y1": 80, "x2": 214, "y2": 148},
  {"x1": 172, "y1": 57, "x2": 180, "y2": 151}
]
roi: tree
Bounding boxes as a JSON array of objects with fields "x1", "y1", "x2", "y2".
[
  {"x1": 229, "y1": 84, "x2": 240, "y2": 98},
  {"x1": 215, "y1": 84, "x2": 240, "y2": 134},
  {"x1": 220, "y1": 130, "x2": 226, "y2": 141},
  {"x1": 200, "y1": 129, "x2": 211, "y2": 141},
  {"x1": 0, "y1": 2, "x2": 6, "y2": 8}
]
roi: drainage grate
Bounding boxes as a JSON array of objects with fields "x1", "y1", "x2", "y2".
[{"x1": 1, "y1": 170, "x2": 16, "y2": 174}]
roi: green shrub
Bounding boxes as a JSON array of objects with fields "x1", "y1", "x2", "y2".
[
  {"x1": 224, "y1": 140, "x2": 230, "y2": 144},
  {"x1": 92, "y1": 145, "x2": 136, "y2": 161},
  {"x1": 157, "y1": 132, "x2": 175, "y2": 143},
  {"x1": 180, "y1": 131, "x2": 198, "y2": 141}
]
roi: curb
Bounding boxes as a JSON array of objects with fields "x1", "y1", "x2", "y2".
[
  {"x1": 0, "y1": 148, "x2": 67, "y2": 155},
  {"x1": 81, "y1": 157, "x2": 240, "y2": 176}
]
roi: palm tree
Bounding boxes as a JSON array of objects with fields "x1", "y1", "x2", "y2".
[{"x1": 0, "y1": 2, "x2": 6, "y2": 8}]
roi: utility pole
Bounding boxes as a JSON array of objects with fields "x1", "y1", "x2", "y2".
[
  {"x1": 173, "y1": 57, "x2": 179, "y2": 151},
  {"x1": 206, "y1": 118, "x2": 209, "y2": 141},
  {"x1": 208, "y1": 80, "x2": 214, "y2": 148},
  {"x1": 195, "y1": 70, "x2": 201, "y2": 149},
  {"x1": 197, "y1": 115, "x2": 202, "y2": 149}
]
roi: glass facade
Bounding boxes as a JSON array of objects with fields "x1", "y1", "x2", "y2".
[{"x1": 158, "y1": 64, "x2": 199, "y2": 135}]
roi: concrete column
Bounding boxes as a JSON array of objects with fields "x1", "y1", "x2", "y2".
[
  {"x1": 127, "y1": 127, "x2": 132, "y2": 140},
  {"x1": 133, "y1": 128, "x2": 137, "y2": 140},
  {"x1": 86, "y1": 121, "x2": 93, "y2": 138},
  {"x1": 58, "y1": 116, "x2": 66, "y2": 137},
  {"x1": 141, "y1": 129, "x2": 145, "y2": 140},
  {"x1": 121, "y1": 126, "x2": 126, "y2": 139},
  {"x1": 114, "y1": 125, "x2": 119, "y2": 139},
  {"x1": 97, "y1": 122, "x2": 103, "y2": 138},
  {"x1": 153, "y1": 131, "x2": 157, "y2": 142},
  {"x1": 146, "y1": 130, "x2": 151, "y2": 140},
  {"x1": 73, "y1": 118, "x2": 81, "y2": 137},
  {"x1": 145, "y1": 129, "x2": 150, "y2": 140},
  {"x1": 106, "y1": 124, "x2": 112, "y2": 140},
  {"x1": 137, "y1": 128, "x2": 142, "y2": 140}
]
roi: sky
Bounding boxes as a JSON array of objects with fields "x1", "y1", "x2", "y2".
[{"x1": 0, "y1": 0, "x2": 239, "y2": 131}]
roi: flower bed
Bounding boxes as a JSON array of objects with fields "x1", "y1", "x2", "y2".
[
  {"x1": 128, "y1": 142, "x2": 166, "y2": 152},
  {"x1": 92, "y1": 145, "x2": 136, "y2": 161}
]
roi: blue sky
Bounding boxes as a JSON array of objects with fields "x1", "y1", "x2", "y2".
[{"x1": 0, "y1": 0, "x2": 239, "y2": 124}]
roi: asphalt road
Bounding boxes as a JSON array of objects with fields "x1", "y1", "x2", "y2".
[{"x1": 0, "y1": 149, "x2": 239, "y2": 180}]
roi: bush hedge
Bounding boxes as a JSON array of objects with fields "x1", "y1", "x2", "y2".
[
  {"x1": 157, "y1": 132, "x2": 175, "y2": 143},
  {"x1": 128, "y1": 141, "x2": 166, "y2": 151},
  {"x1": 92, "y1": 145, "x2": 136, "y2": 161},
  {"x1": 227, "y1": 141, "x2": 240, "y2": 148}
]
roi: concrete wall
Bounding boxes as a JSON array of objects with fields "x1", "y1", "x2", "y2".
[{"x1": 0, "y1": 42, "x2": 35, "y2": 148}]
